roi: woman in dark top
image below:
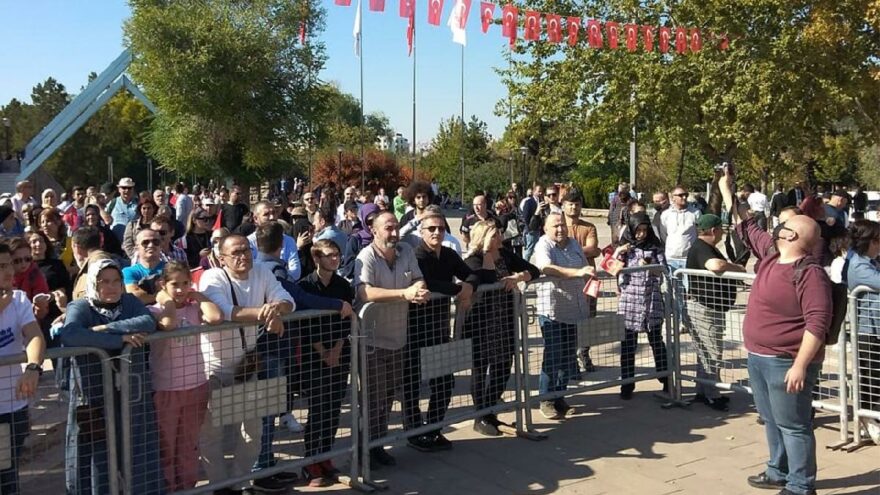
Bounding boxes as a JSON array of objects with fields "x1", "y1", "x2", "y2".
[
  {"x1": 291, "y1": 217, "x2": 316, "y2": 280},
  {"x1": 122, "y1": 199, "x2": 158, "y2": 259},
  {"x1": 181, "y1": 206, "x2": 212, "y2": 268},
  {"x1": 83, "y1": 204, "x2": 126, "y2": 259},
  {"x1": 27, "y1": 230, "x2": 72, "y2": 296},
  {"x1": 463, "y1": 220, "x2": 540, "y2": 437}
]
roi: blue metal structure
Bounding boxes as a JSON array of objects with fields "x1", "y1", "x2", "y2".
[{"x1": 18, "y1": 49, "x2": 157, "y2": 182}]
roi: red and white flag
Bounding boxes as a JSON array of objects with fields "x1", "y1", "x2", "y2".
[
  {"x1": 587, "y1": 19, "x2": 602, "y2": 48},
  {"x1": 407, "y1": 9, "x2": 414, "y2": 54},
  {"x1": 642, "y1": 25, "x2": 654, "y2": 52},
  {"x1": 658, "y1": 26, "x2": 671, "y2": 53},
  {"x1": 606, "y1": 21, "x2": 619, "y2": 49},
  {"x1": 427, "y1": 0, "x2": 444, "y2": 25},
  {"x1": 480, "y1": 2, "x2": 495, "y2": 33},
  {"x1": 447, "y1": 0, "x2": 472, "y2": 45},
  {"x1": 566, "y1": 17, "x2": 580, "y2": 46},
  {"x1": 690, "y1": 28, "x2": 702, "y2": 52},
  {"x1": 546, "y1": 14, "x2": 562, "y2": 43},
  {"x1": 674, "y1": 27, "x2": 687, "y2": 54},
  {"x1": 336, "y1": 0, "x2": 352, "y2": 6},
  {"x1": 369, "y1": 0, "x2": 385, "y2": 12},
  {"x1": 501, "y1": 4, "x2": 517, "y2": 46},
  {"x1": 299, "y1": 22, "x2": 307, "y2": 44},
  {"x1": 524, "y1": 10, "x2": 540, "y2": 40},
  {"x1": 624, "y1": 24, "x2": 637, "y2": 52},
  {"x1": 399, "y1": 0, "x2": 413, "y2": 17}
]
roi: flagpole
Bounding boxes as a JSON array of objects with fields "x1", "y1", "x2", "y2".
[
  {"x1": 459, "y1": 43, "x2": 464, "y2": 203},
  {"x1": 411, "y1": 4, "x2": 417, "y2": 178},
  {"x1": 358, "y1": 0, "x2": 365, "y2": 193}
]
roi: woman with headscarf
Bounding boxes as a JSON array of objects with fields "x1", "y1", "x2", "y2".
[
  {"x1": 58, "y1": 257, "x2": 162, "y2": 494},
  {"x1": 122, "y1": 199, "x2": 159, "y2": 259},
  {"x1": 341, "y1": 203, "x2": 380, "y2": 279},
  {"x1": 612, "y1": 211, "x2": 670, "y2": 400}
]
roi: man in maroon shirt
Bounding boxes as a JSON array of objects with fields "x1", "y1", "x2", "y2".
[{"x1": 719, "y1": 169, "x2": 831, "y2": 495}]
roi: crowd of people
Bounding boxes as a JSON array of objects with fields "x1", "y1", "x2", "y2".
[{"x1": 0, "y1": 170, "x2": 876, "y2": 495}]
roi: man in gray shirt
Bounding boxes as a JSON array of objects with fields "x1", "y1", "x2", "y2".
[{"x1": 354, "y1": 211, "x2": 429, "y2": 469}]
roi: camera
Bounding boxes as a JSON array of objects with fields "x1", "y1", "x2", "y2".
[{"x1": 714, "y1": 161, "x2": 729, "y2": 172}]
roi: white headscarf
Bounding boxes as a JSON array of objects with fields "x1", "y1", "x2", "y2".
[{"x1": 86, "y1": 257, "x2": 123, "y2": 321}]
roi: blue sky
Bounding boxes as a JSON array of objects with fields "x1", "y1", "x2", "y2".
[{"x1": 0, "y1": 0, "x2": 511, "y2": 146}]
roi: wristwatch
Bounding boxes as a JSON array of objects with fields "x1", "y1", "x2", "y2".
[{"x1": 25, "y1": 363, "x2": 43, "y2": 375}]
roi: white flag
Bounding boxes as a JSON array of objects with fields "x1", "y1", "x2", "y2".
[
  {"x1": 353, "y1": 0, "x2": 362, "y2": 56},
  {"x1": 447, "y1": 0, "x2": 469, "y2": 46}
]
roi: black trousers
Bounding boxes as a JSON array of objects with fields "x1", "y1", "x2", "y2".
[
  {"x1": 302, "y1": 359, "x2": 350, "y2": 457},
  {"x1": 620, "y1": 324, "x2": 668, "y2": 390},
  {"x1": 471, "y1": 341, "x2": 513, "y2": 411},
  {"x1": 402, "y1": 302, "x2": 454, "y2": 431}
]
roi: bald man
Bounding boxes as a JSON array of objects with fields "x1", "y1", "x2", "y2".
[{"x1": 719, "y1": 170, "x2": 831, "y2": 495}]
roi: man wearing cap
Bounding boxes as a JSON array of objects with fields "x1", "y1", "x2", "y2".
[
  {"x1": 824, "y1": 190, "x2": 848, "y2": 227},
  {"x1": 105, "y1": 177, "x2": 139, "y2": 242},
  {"x1": 685, "y1": 214, "x2": 746, "y2": 411}
]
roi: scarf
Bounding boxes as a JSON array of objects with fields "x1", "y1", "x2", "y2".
[
  {"x1": 86, "y1": 257, "x2": 124, "y2": 321},
  {"x1": 355, "y1": 203, "x2": 380, "y2": 247},
  {"x1": 621, "y1": 212, "x2": 663, "y2": 251}
]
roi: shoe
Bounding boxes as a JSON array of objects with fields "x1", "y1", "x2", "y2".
[
  {"x1": 776, "y1": 490, "x2": 816, "y2": 495},
  {"x1": 270, "y1": 471, "x2": 299, "y2": 484},
  {"x1": 431, "y1": 432, "x2": 453, "y2": 450},
  {"x1": 577, "y1": 348, "x2": 596, "y2": 372},
  {"x1": 554, "y1": 398, "x2": 573, "y2": 416},
  {"x1": 320, "y1": 459, "x2": 341, "y2": 480},
  {"x1": 303, "y1": 463, "x2": 331, "y2": 488},
  {"x1": 473, "y1": 416, "x2": 501, "y2": 437},
  {"x1": 620, "y1": 385, "x2": 634, "y2": 400},
  {"x1": 539, "y1": 400, "x2": 562, "y2": 420},
  {"x1": 865, "y1": 419, "x2": 880, "y2": 445},
  {"x1": 702, "y1": 396, "x2": 730, "y2": 412},
  {"x1": 747, "y1": 472, "x2": 786, "y2": 490},
  {"x1": 369, "y1": 447, "x2": 396, "y2": 468},
  {"x1": 757, "y1": 416, "x2": 766, "y2": 425},
  {"x1": 279, "y1": 413, "x2": 304, "y2": 433},
  {"x1": 407, "y1": 434, "x2": 439, "y2": 452},
  {"x1": 250, "y1": 475, "x2": 290, "y2": 493}
]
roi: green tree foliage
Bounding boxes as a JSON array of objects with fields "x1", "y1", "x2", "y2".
[
  {"x1": 125, "y1": 0, "x2": 327, "y2": 182},
  {"x1": 421, "y1": 116, "x2": 508, "y2": 198}
]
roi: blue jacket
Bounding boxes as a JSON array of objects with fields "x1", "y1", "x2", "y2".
[{"x1": 845, "y1": 250, "x2": 880, "y2": 336}]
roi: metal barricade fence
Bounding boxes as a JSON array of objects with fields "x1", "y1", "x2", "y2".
[
  {"x1": 671, "y1": 268, "x2": 851, "y2": 446},
  {"x1": 520, "y1": 266, "x2": 677, "y2": 428},
  {"x1": 355, "y1": 282, "x2": 534, "y2": 487},
  {"x1": 117, "y1": 309, "x2": 361, "y2": 494},
  {"x1": 849, "y1": 286, "x2": 880, "y2": 450},
  {"x1": 0, "y1": 346, "x2": 119, "y2": 495}
]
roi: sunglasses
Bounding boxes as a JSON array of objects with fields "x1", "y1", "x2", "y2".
[
  {"x1": 547, "y1": 193, "x2": 558, "y2": 197},
  {"x1": 119, "y1": 186, "x2": 133, "y2": 190},
  {"x1": 423, "y1": 225, "x2": 446, "y2": 233},
  {"x1": 140, "y1": 239, "x2": 161, "y2": 247},
  {"x1": 673, "y1": 193, "x2": 689, "y2": 198},
  {"x1": 12, "y1": 256, "x2": 32, "y2": 265}
]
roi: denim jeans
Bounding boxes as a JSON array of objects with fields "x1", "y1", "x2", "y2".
[
  {"x1": 523, "y1": 232, "x2": 540, "y2": 264},
  {"x1": 667, "y1": 258, "x2": 692, "y2": 331},
  {"x1": 747, "y1": 353, "x2": 821, "y2": 495},
  {"x1": 256, "y1": 337, "x2": 283, "y2": 470},
  {"x1": 538, "y1": 317, "x2": 578, "y2": 395}
]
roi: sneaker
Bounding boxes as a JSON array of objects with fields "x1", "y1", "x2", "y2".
[
  {"x1": 757, "y1": 416, "x2": 766, "y2": 425},
  {"x1": 270, "y1": 471, "x2": 299, "y2": 484},
  {"x1": 697, "y1": 394, "x2": 729, "y2": 411},
  {"x1": 407, "y1": 434, "x2": 439, "y2": 452},
  {"x1": 620, "y1": 384, "x2": 634, "y2": 400},
  {"x1": 473, "y1": 416, "x2": 501, "y2": 437},
  {"x1": 320, "y1": 459, "x2": 341, "y2": 480},
  {"x1": 777, "y1": 489, "x2": 816, "y2": 495},
  {"x1": 554, "y1": 398, "x2": 573, "y2": 416},
  {"x1": 302, "y1": 463, "x2": 331, "y2": 488},
  {"x1": 577, "y1": 348, "x2": 596, "y2": 372},
  {"x1": 431, "y1": 432, "x2": 453, "y2": 450},
  {"x1": 865, "y1": 419, "x2": 880, "y2": 446},
  {"x1": 539, "y1": 400, "x2": 562, "y2": 420},
  {"x1": 279, "y1": 413, "x2": 304, "y2": 433},
  {"x1": 746, "y1": 472, "x2": 786, "y2": 490},
  {"x1": 369, "y1": 447, "x2": 396, "y2": 468},
  {"x1": 250, "y1": 475, "x2": 290, "y2": 493}
]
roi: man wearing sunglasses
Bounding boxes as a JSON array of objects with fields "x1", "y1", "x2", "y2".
[
  {"x1": 659, "y1": 185, "x2": 701, "y2": 331},
  {"x1": 123, "y1": 229, "x2": 166, "y2": 305},
  {"x1": 106, "y1": 177, "x2": 139, "y2": 243}
]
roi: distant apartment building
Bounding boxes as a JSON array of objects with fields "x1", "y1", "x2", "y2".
[{"x1": 376, "y1": 133, "x2": 410, "y2": 154}]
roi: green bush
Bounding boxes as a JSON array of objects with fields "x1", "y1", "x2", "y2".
[{"x1": 575, "y1": 176, "x2": 621, "y2": 209}]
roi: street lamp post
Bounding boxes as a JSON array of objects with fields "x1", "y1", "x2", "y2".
[
  {"x1": 1, "y1": 118, "x2": 10, "y2": 160},
  {"x1": 336, "y1": 144, "x2": 344, "y2": 187},
  {"x1": 519, "y1": 146, "x2": 528, "y2": 189}
]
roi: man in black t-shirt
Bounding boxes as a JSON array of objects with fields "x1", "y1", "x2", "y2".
[
  {"x1": 685, "y1": 214, "x2": 746, "y2": 411},
  {"x1": 220, "y1": 185, "x2": 250, "y2": 232}
]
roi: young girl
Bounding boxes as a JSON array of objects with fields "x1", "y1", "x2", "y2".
[
  {"x1": 150, "y1": 261, "x2": 222, "y2": 491},
  {"x1": 614, "y1": 212, "x2": 670, "y2": 400}
]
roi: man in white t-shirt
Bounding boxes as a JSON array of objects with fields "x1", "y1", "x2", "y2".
[
  {"x1": 198, "y1": 234, "x2": 295, "y2": 492},
  {"x1": 0, "y1": 243, "x2": 46, "y2": 493},
  {"x1": 742, "y1": 183, "x2": 769, "y2": 231}
]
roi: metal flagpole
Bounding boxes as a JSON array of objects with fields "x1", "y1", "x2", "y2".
[
  {"x1": 412, "y1": 4, "x2": 417, "y2": 178},
  {"x1": 459, "y1": 44, "x2": 464, "y2": 202},
  {"x1": 358, "y1": 0, "x2": 365, "y2": 192}
]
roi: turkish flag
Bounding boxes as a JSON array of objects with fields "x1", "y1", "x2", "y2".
[
  {"x1": 690, "y1": 28, "x2": 702, "y2": 52},
  {"x1": 407, "y1": 11, "x2": 414, "y2": 54},
  {"x1": 674, "y1": 27, "x2": 687, "y2": 54},
  {"x1": 480, "y1": 2, "x2": 495, "y2": 33},
  {"x1": 399, "y1": 0, "x2": 413, "y2": 17},
  {"x1": 369, "y1": 0, "x2": 385, "y2": 12},
  {"x1": 524, "y1": 10, "x2": 540, "y2": 40},
  {"x1": 587, "y1": 19, "x2": 602, "y2": 48},
  {"x1": 642, "y1": 25, "x2": 654, "y2": 52},
  {"x1": 427, "y1": 0, "x2": 444, "y2": 25},
  {"x1": 624, "y1": 24, "x2": 637, "y2": 52},
  {"x1": 502, "y1": 4, "x2": 518, "y2": 46},
  {"x1": 546, "y1": 14, "x2": 562, "y2": 43},
  {"x1": 566, "y1": 17, "x2": 580, "y2": 46},
  {"x1": 336, "y1": 0, "x2": 352, "y2": 6},
  {"x1": 658, "y1": 26, "x2": 670, "y2": 53},
  {"x1": 606, "y1": 21, "x2": 619, "y2": 49}
]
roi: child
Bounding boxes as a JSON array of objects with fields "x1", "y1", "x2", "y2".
[{"x1": 150, "y1": 261, "x2": 222, "y2": 492}]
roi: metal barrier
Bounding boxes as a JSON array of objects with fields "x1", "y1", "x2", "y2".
[
  {"x1": 671, "y1": 268, "x2": 851, "y2": 446},
  {"x1": 520, "y1": 266, "x2": 678, "y2": 429},
  {"x1": 849, "y1": 286, "x2": 880, "y2": 450},
  {"x1": 355, "y1": 282, "x2": 537, "y2": 488},
  {"x1": 117, "y1": 309, "x2": 362, "y2": 494},
  {"x1": 0, "y1": 346, "x2": 119, "y2": 495}
]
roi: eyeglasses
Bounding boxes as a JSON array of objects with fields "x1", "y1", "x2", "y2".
[
  {"x1": 119, "y1": 186, "x2": 133, "y2": 190},
  {"x1": 140, "y1": 239, "x2": 161, "y2": 247},
  {"x1": 221, "y1": 249, "x2": 251, "y2": 259},
  {"x1": 423, "y1": 225, "x2": 446, "y2": 233},
  {"x1": 12, "y1": 256, "x2": 32, "y2": 265}
]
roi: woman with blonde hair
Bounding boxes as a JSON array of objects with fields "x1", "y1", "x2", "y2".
[{"x1": 463, "y1": 220, "x2": 539, "y2": 436}]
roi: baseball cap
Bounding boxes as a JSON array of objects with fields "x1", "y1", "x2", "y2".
[{"x1": 696, "y1": 214, "x2": 722, "y2": 230}]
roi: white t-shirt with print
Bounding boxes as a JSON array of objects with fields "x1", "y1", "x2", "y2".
[{"x1": 0, "y1": 290, "x2": 37, "y2": 414}]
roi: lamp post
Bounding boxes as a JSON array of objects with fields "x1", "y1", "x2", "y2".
[
  {"x1": 336, "y1": 144, "x2": 344, "y2": 187},
  {"x1": 519, "y1": 146, "x2": 528, "y2": 189},
  {"x1": 1, "y1": 118, "x2": 10, "y2": 160}
]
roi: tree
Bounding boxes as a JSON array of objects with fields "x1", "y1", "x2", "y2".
[
  {"x1": 310, "y1": 149, "x2": 409, "y2": 193},
  {"x1": 421, "y1": 116, "x2": 501, "y2": 198},
  {"x1": 125, "y1": 0, "x2": 327, "y2": 182}
]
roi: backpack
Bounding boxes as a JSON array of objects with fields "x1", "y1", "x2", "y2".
[{"x1": 791, "y1": 256, "x2": 848, "y2": 345}]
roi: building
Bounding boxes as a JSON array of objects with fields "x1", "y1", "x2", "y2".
[{"x1": 376, "y1": 133, "x2": 410, "y2": 154}]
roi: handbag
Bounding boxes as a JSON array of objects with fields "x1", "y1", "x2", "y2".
[{"x1": 222, "y1": 270, "x2": 264, "y2": 383}]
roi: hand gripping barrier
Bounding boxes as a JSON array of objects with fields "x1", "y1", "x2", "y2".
[
  {"x1": 671, "y1": 268, "x2": 851, "y2": 448},
  {"x1": 847, "y1": 285, "x2": 880, "y2": 451},
  {"x1": 117, "y1": 309, "x2": 366, "y2": 494},
  {"x1": 520, "y1": 265, "x2": 680, "y2": 430},
  {"x1": 0, "y1": 346, "x2": 119, "y2": 495}
]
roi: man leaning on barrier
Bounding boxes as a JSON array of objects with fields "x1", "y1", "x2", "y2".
[
  {"x1": 410, "y1": 211, "x2": 480, "y2": 452},
  {"x1": 719, "y1": 169, "x2": 831, "y2": 495},
  {"x1": 684, "y1": 213, "x2": 745, "y2": 411},
  {"x1": 533, "y1": 213, "x2": 594, "y2": 420}
]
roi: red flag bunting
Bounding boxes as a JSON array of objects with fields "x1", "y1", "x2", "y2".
[
  {"x1": 690, "y1": 28, "x2": 702, "y2": 52},
  {"x1": 642, "y1": 25, "x2": 654, "y2": 52},
  {"x1": 502, "y1": 4, "x2": 518, "y2": 46},
  {"x1": 674, "y1": 27, "x2": 687, "y2": 54},
  {"x1": 427, "y1": 0, "x2": 443, "y2": 25},
  {"x1": 457, "y1": 0, "x2": 472, "y2": 28},
  {"x1": 624, "y1": 24, "x2": 637, "y2": 52},
  {"x1": 524, "y1": 10, "x2": 540, "y2": 41},
  {"x1": 480, "y1": 2, "x2": 495, "y2": 33},
  {"x1": 587, "y1": 19, "x2": 602, "y2": 48},
  {"x1": 546, "y1": 14, "x2": 562, "y2": 43},
  {"x1": 407, "y1": 10, "x2": 414, "y2": 54},
  {"x1": 658, "y1": 26, "x2": 671, "y2": 53},
  {"x1": 399, "y1": 0, "x2": 413, "y2": 17},
  {"x1": 369, "y1": 0, "x2": 385, "y2": 12},
  {"x1": 606, "y1": 21, "x2": 619, "y2": 49},
  {"x1": 335, "y1": 0, "x2": 352, "y2": 6},
  {"x1": 566, "y1": 17, "x2": 580, "y2": 46}
]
